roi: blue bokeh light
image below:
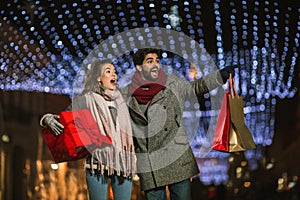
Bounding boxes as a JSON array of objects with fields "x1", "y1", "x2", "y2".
[{"x1": 0, "y1": 0, "x2": 299, "y2": 186}]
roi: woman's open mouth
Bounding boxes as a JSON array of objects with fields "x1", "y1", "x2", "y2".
[{"x1": 110, "y1": 78, "x2": 117, "y2": 85}]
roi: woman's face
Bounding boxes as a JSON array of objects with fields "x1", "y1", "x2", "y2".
[{"x1": 97, "y1": 63, "x2": 117, "y2": 90}]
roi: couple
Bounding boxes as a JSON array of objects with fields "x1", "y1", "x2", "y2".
[{"x1": 40, "y1": 48, "x2": 236, "y2": 200}]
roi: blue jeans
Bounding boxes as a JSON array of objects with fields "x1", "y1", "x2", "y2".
[
  {"x1": 144, "y1": 179, "x2": 192, "y2": 200},
  {"x1": 86, "y1": 170, "x2": 132, "y2": 200}
]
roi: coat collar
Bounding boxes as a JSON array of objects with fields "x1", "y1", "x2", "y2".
[{"x1": 125, "y1": 75, "x2": 176, "y2": 124}]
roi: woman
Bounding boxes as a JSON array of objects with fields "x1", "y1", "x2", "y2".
[{"x1": 40, "y1": 59, "x2": 136, "y2": 200}]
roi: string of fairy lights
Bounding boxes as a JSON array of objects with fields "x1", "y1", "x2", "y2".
[{"x1": 0, "y1": 0, "x2": 299, "y2": 186}]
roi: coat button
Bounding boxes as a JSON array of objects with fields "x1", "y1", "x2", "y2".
[
  {"x1": 163, "y1": 105, "x2": 166, "y2": 109},
  {"x1": 164, "y1": 128, "x2": 168, "y2": 131}
]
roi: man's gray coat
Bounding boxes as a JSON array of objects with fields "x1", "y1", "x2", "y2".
[{"x1": 121, "y1": 70, "x2": 223, "y2": 191}]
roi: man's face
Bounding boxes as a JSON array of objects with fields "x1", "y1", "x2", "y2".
[{"x1": 136, "y1": 53, "x2": 160, "y2": 81}]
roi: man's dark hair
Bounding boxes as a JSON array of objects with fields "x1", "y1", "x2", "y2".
[{"x1": 132, "y1": 48, "x2": 162, "y2": 66}]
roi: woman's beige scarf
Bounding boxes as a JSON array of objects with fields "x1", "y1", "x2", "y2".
[{"x1": 84, "y1": 90, "x2": 136, "y2": 177}]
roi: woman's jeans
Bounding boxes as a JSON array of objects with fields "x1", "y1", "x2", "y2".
[
  {"x1": 144, "y1": 179, "x2": 191, "y2": 200},
  {"x1": 86, "y1": 170, "x2": 132, "y2": 200}
]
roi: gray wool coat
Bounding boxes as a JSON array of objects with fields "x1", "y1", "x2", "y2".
[{"x1": 121, "y1": 70, "x2": 223, "y2": 191}]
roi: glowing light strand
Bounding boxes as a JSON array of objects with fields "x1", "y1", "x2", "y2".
[
  {"x1": 213, "y1": 1, "x2": 225, "y2": 68},
  {"x1": 0, "y1": 0, "x2": 299, "y2": 186}
]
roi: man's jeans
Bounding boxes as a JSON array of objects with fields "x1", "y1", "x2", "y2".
[
  {"x1": 86, "y1": 171, "x2": 132, "y2": 200},
  {"x1": 145, "y1": 179, "x2": 192, "y2": 200}
]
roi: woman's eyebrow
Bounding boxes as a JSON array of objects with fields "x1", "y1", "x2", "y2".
[{"x1": 104, "y1": 66, "x2": 112, "y2": 70}]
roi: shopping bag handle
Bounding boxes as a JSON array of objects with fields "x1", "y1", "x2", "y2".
[{"x1": 227, "y1": 74, "x2": 238, "y2": 97}]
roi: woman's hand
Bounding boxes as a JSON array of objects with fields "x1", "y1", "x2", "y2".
[{"x1": 40, "y1": 113, "x2": 64, "y2": 135}]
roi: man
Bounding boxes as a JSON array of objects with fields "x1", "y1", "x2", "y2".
[{"x1": 121, "y1": 48, "x2": 236, "y2": 200}]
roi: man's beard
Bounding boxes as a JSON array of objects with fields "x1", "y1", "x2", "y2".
[{"x1": 142, "y1": 67, "x2": 159, "y2": 81}]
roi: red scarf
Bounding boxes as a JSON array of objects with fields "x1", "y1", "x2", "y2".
[{"x1": 129, "y1": 69, "x2": 167, "y2": 104}]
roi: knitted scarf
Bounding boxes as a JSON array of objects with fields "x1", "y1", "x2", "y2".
[
  {"x1": 129, "y1": 68, "x2": 167, "y2": 104},
  {"x1": 84, "y1": 90, "x2": 136, "y2": 177}
]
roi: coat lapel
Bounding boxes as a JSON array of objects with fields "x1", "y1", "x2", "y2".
[{"x1": 127, "y1": 95, "x2": 148, "y2": 125}]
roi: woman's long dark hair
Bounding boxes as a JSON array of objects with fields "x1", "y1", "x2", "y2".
[{"x1": 81, "y1": 59, "x2": 113, "y2": 96}]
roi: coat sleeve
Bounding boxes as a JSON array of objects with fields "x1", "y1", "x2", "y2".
[
  {"x1": 65, "y1": 94, "x2": 88, "y2": 111},
  {"x1": 191, "y1": 69, "x2": 224, "y2": 95}
]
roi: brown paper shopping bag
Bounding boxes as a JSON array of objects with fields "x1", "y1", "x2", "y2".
[{"x1": 228, "y1": 77, "x2": 256, "y2": 151}]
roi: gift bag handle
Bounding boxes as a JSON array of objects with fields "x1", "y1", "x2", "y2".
[{"x1": 227, "y1": 73, "x2": 238, "y2": 97}]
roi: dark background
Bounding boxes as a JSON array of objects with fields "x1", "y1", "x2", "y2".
[{"x1": 0, "y1": 0, "x2": 299, "y2": 199}]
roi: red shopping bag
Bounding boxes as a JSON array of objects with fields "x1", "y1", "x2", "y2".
[
  {"x1": 211, "y1": 76, "x2": 256, "y2": 152},
  {"x1": 42, "y1": 109, "x2": 112, "y2": 163},
  {"x1": 211, "y1": 92, "x2": 231, "y2": 152}
]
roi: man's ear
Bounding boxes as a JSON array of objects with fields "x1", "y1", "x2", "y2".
[{"x1": 136, "y1": 65, "x2": 142, "y2": 72}]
